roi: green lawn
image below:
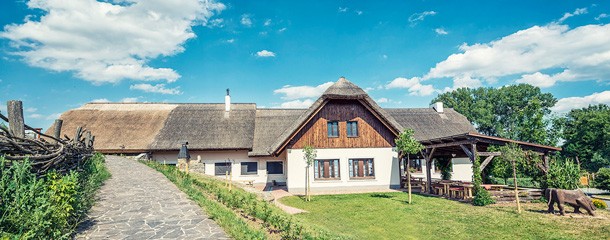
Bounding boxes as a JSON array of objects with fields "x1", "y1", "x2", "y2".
[{"x1": 280, "y1": 192, "x2": 610, "y2": 240}]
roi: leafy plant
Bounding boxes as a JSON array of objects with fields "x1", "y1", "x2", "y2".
[
  {"x1": 594, "y1": 168, "x2": 610, "y2": 191},
  {"x1": 303, "y1": 145, "x2": 317, "y2": 201},
  {"x1": 472, "y1": 156, "x2": 495, "y2": 206},
  {"x1": 434, "y1": 156, "x2": 452, "y2": 180},
  {"x1": 592, "y1": 198, "x2": 607, "y2": 210},
  {"x1": 543, "y1": 158, "x2": 580, "y2": 190},
  {"x1": 395, "y1": 128, "x2": 425, "y2": 204}
]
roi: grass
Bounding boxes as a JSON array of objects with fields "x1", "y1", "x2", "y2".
[{"x1": 280, "y1": 192, "x2": 610, "y2": 240}]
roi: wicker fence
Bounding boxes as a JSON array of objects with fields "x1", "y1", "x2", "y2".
[{"x1": 0, "y1": 100, "x2": 94, "y2": 176}]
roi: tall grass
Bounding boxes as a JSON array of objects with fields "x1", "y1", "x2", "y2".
[{"x1": 0, "y1": 153, "x2": 110, "y2": 239}]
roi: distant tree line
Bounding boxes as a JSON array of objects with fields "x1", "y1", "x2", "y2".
[{"x1": 432, "y1": 84, "x2": 610, "y2": 175}]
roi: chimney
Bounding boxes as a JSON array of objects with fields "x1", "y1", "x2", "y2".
[
  {"x1": 225, "y1": 88, "x2": 231, "y2": 112},
  {"x1": 432, "y1": 102, "x2": 444, "y2": 113}
]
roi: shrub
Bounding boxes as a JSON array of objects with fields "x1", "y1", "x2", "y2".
[
  {"x1": 472, "y1": 156, "x2": 495, "y2": 206},
  {"x1": 542, "y1": 158, "x2": 580, "y2": 190},
  {"x1": 0, "y1": 153, "x2": 110, "y2": 239},
  {"x1": 594, "y1": 168, "x2": 610, "y2": 191},
  {"x1": 592, "y1": 198, "x2": 607, "y2": 209}
]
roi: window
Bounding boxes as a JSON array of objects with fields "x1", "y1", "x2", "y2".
[
  {"x1": 409, "y1": 159, "x2": 422, "y2": 173},
  {"x1": 267, "y1": 161, "x2": 284, "y2": 174},
  {"x1": 314, "y1": 159, "x2": 340, "y2": 179},
  {"x1": 349, "y1": 159, "x2": 374, "y2": 178},
  {"x1": 241, "y1": 162, "x2": 257, "y2": 175},
  {"x1": 215, "y1": 162, "x2": 231, "y2": 175},
  {"x1": 327, "y1": 121, "x2": 339, "y2": 137},
  {"x1": 346, "y1": 121, "x2": 358, "y2": 137}
]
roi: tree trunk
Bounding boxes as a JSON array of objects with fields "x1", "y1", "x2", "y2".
[
  {"x1": 306, "y1": 166, "x2": 310, "y2": 201},
  {"x1": 407, "y1": 153, "x2": 412, "y2": 204},
  {"x1": 512, "y1": 159, "x2": 521, "y2": 213}
]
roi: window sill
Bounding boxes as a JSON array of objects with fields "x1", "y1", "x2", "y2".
[
  {"x1": 347, "y1": 136, "x2": 359, "y2": 138},
  {"x1": 348, "y1": 178, "x2": 376, "y2": 181},
  {"x1": 268, "y1": 173, "x2": 285, "y2": 175},
  {"x1": 240, "y1": 174, "x2": 258, "y2": 177},
  {"x1": 314, "y1": 179, "x2": 342, "y2": 182}
]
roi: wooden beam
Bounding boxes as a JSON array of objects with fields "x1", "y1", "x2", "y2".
[
  {"x1": 7, "y1": 100, "x2": 25, "y2": 138},
  {"x1": 460, "y1": 144, "x2": 473, "y2": 159},
  {"x1": 424, "y1": 139, "x2": 475, "y2": 149},
  {"x1": 480, "y1": 155, "x2": 495, "y2": 171},
  {"x1": 478, "y1": 151, "x2": 501, "y2": 157},
  {"x1": 53, "y1": 119, "x2": 63, "y2": 143}
]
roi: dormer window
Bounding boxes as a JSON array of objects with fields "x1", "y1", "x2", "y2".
[
  {"x1": 327, "y1": 121, "x2": 339, "y2": 137},
  {"x1": 347, "y1": 121, "x2": 358, "y2": 137}
]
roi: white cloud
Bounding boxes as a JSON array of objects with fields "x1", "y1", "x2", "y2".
[
  {"x1": 338, "y1": 7, "x2": 348, "y2": 13},
  {"x1": 278, "y1": 27, "x2": 287, "y2": 33},
  {"x1": 382, "y1": 54, "x2": 388, "y2": 59},
  {"x1": 25, "y1": 107, "x2": 37, "y2": 113},
  {"x1": 274, "y1": 82, "x2": 333, "y2": 100},
  {"x1": 0, "y1": 0, "x2": 225, "y2": 84},
  {"x1": 408, "y1": 11, "x2": 436, "y2": 26},
  {"x1": 130, "y1": 83, "x2": 181, "y2": 95},
  {"x1": 45, "y1": 113, "x2": 61, "y2": 120},
  {"x1": 28, "y1": 113, "x2": 44, "y2": 119},
  {"x1": 279, "y1": 99, "x2": 314, "y2": 108},
  {"x1": 264, "y1": 19, "x2": 271, "y2": 26},
  {"x1": 376, "y1": 98, "x2": 389, "y2": 103},
  {"x1": 596, "y1": 13, "x2": 609, "y2": 21},
  {"x1": 557, "y1": 7, "x2": 587, "y2": 23},
  {"x1": 226, "y1": 38, "x2": 235, "y2": 43},
  {"x1": 241, "y1": 14, "x2": 252, "y2": 27},
  {"x1": 551, "y1": 91, "x2": 610, "y2": 113},
  {"x1": 435, "y1": 28, "x2": 448, "y2": 35},
  {"x1": 385, "y1": 77, "x2": 436, "y2": 96},
  {"x1": 256, "y1": 50, "x2": 276, "y2": 58},
  {"x1": 91, "y1": 98, "x2": 110, "y2": 103},
  {"x1": 120, "y1": 97, "x2": 139, "y2": 103},
  {"x1": 424, "y1": 23, "x2": 610, "y2": 88},
  {"x1": 355, "y1": 10, "x2": 363, "y2": 15},
  {"x1": 207, "y1": 18, "x2": 224, "y2": 28}
]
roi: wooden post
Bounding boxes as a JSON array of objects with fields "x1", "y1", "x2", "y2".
[
  {"x1": 85, "y1": 131, "x2": 92, "y2": 148},
  {"x1": 512, "y1": 159, "x2": 522, "y2": 213},
  {"x1": 424, "y1": 148, "x2": 436, "y2": 193},
  {"x1": 7, "y1": 100, "x2": 25, "y2": 138},
  {"x1": 53, "y1": 119, "x2": 63, "y2": 142}
]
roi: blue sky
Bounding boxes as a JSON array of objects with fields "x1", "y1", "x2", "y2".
[{"x1": 1, "y1": 0, "x2": 610, "y2": 130}]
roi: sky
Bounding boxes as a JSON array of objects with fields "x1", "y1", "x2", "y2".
[{"x1": 1, "y1": 0, "x2": 610, "y2": 131}]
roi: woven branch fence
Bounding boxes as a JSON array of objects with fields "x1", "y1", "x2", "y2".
[{"x1": 1, "y1": 100, "x2": 94, "y2": 176}]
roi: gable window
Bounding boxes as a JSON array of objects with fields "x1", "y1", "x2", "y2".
[
  {"x1": 346, "y1": 121, "x2": 358, "y2": 137},
  {"x1": 314, "y1": 159, "x2": 340, "y2": 179},
  {"x1": 327, "y1": 121, "x2": 339, "y2": 137},
  {"x1": 349, "y1": 159, "x2": 374, "y2": 178},
  {"x1": 267, "y1": 161, "x2": 284, "y2": 174},
  {"x1": 215, "y1": 162, "x2": 231, "y2": 175},
  {"x1": 241, "y1": 162, "x2": 258, "y2": 175}
]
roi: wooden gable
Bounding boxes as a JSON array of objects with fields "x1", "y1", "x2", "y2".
[{"x1": 288, "y1": 100, "x2": 396, "y2": 149}]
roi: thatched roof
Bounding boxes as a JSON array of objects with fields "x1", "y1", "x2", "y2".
[
  {"x1": 50, "y1": 78, "x2": 481, "y2": 155},
  {"x1": 47, "y1": 103, "x2": 177, "y2": 152},
  {"x1": 148, "y1": 104, "x2": 256, "y2": 150},
  {"x1": 385, "y1": 108, "x2": 476, "y2": 141}
]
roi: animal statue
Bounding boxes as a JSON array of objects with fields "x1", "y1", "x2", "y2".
[{"x1": 544, "y1": 188, "x2": 596, "y2": 216}]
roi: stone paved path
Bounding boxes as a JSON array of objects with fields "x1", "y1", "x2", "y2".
[{"x1": 76, "y1": 156, "x2": 229, "y2": 239}]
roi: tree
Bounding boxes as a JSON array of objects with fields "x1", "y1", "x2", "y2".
[
  {"x1": 497, "y1": 144, "x2": 528, "y2": 212},
  {"x1": 395, "y1": 129, "x2": 424, "y2": 204},
  {"x1": 595, "y1": 168, "x2": 610, "y2": 191},
  {"x1": 559, "y1": 104, "x2": 610, "y2": 172},
  {"x1": 303, "y1": 145, "x2": 317, "y2": 201},
  {"x1": 432, "y1": 84, "x2": 557, "y2": 145}
]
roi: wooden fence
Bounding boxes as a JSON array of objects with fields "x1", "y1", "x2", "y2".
[{"x1": 0, "y1": 100, "x2": 94, "y2": 176}]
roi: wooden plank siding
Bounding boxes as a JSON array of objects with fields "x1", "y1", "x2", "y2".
[{"x1": 289, "y1": 100, "x2": 396, "y2": 149}]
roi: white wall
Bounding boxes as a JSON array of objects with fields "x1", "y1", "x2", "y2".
[
  {"x1": 151, "y1": 150, "x2": 286, "y2": 184},
  {"x1": 286, "y1": 147, "x2": 400, "y2": 194},
  {"x1": 450, "y1": 158, "x2": 473, "y2": 182}
]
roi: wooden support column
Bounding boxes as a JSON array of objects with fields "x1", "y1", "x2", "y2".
[
  {"x1": 53, "y1": 119, "x2": 63, "y2": 143},
  {"x1": 424, "y1": 148, "x2": 436, "y2": 193},
  {"x1": 7, "y1": 100, "x2": 25, "y2": 138}
]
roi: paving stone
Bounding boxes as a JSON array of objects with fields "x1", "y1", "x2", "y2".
[{"x1": 76, "y1": 155, "x2": 229, "y2": 239}]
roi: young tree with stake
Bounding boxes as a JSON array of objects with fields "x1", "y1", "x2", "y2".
[
  {"x1": 395, "y1": 129, "x2": 424, "y2": 204},
  {"x1": 303, "y1": 145, "x2": 317, "y2": 201}
]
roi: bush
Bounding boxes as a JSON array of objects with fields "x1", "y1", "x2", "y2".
[
  {"x1": 144, "y1": 161, "x2": 348, "y2": 240},
  {"x1": 592, "y1": 198, "x2": 607, "y2": 209},
  {"x1": 595, "y1": 168, "x2": 610, "y2": 191},
  {"x1": 542, "y1": 158, "x2": 580, "y2": 190},
  {"x1": 0, "y1": 153, "x2": 110, "y2": 239},
  {"x1": 472, "y1": 156, "x2": 495, "y2": 206}
]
